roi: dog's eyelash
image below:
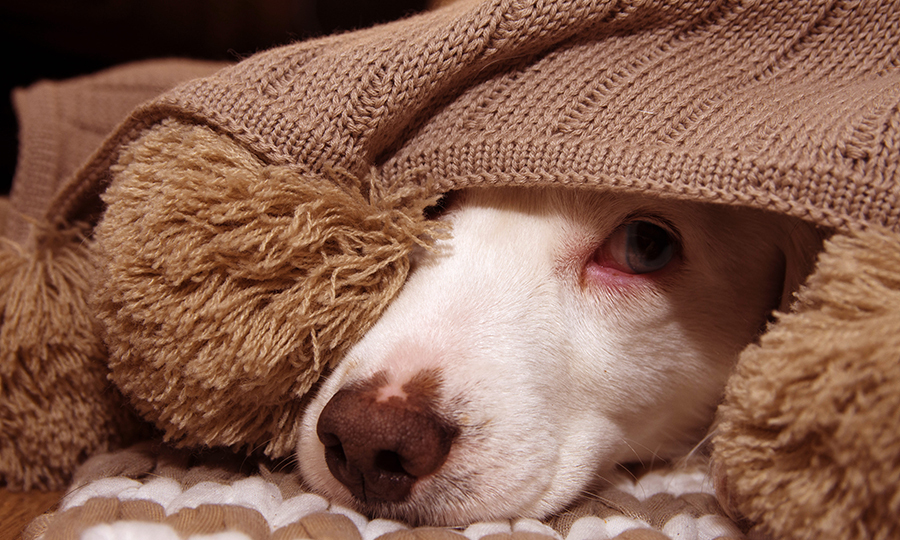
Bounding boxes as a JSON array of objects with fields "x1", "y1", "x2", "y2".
[{"x1": 618, "y1": 212, "x2": 681, "y2": 244}]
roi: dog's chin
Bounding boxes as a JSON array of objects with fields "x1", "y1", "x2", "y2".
[
  {"x1": 330, "y1": 487, "x2": 512, "y2": 528},
  {"x1": 361, "y1": 497, "x2": 554, "y2": 528},
  {"x1": 298, "y1": 460, "x2": 574, "y2": 527}
]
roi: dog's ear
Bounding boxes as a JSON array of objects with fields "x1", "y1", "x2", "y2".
[{"x1": 776, "y1": 219, "x2": 828, "y2": 312}]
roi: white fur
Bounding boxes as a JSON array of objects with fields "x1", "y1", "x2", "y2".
[{"x1": 297, "y1": 187, "x2": 820, "y2": 526}]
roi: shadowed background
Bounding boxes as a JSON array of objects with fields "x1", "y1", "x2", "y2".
[{"x1": 0, "y1": 0, "x2": 430, "y2": 196}]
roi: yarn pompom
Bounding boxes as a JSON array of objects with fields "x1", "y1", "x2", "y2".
[
  {"x1": 93, "y1": 119, "x2": 447, "y2": 458},
  {"x1": 0, "y1": 227, "x2": 145, "y2": 490},
  {"x1": 713, "y1": 226, "x2": 900, "y2": 540}
]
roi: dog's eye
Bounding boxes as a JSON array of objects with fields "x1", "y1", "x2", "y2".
[{"x1": 598, "y1": 221, "x2": 678, "y2": 275}]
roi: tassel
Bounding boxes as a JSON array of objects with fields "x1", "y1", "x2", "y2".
[{"x1": 0, "y1": 226, "x2": 145, "y2": 490}]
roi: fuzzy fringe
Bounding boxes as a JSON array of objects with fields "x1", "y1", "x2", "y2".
[
  {"x1": 94, "y1": 120, "x2": 447, "y2": 458},
  {"x1": 0, "y1": 226, "x2": 144, "y2": 490},
  {"x1": 713, "y1": 226, "x2": 900, "y2": 540}
]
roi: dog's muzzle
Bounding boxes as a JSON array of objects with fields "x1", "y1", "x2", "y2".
[{"x1": 315, "y1": 371, "x2": 459, "y2": 504}]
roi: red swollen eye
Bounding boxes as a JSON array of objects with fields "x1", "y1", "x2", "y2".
[{"x1": 596, "y1": 221, "x2": 678, "y2": 275}]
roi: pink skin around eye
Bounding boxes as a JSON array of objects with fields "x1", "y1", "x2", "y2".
[{"x1": 585, "y1": 248, "x2": 659, "y2": 290}]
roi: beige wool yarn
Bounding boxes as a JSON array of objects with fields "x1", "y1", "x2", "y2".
[
  {"x1": 713, "y1": 227, "x2": 900, "y2": 540},
  {"x1": 94, "y1": 120, "x2": 446, "y2": 457}
]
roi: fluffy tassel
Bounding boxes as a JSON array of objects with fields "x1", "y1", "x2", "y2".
[
  {"x1": 713, "y1": 226, "x2": 900, "y2": 540},
  {"x1": 0, "y1": 226, "x2": 145, "y2": 489},
  {"x1": 94, "y1": 119, "x2": 447, "y2": 458}
]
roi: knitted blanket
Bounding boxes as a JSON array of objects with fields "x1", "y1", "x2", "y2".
[
  {"x1": 9, "y1": 56, "x2": 744, "y2": 540},
  {"x1": 5, "y1": 59, "x2": 226, "y2": 246},
  {"x1": 4, "y1": 0, "x2": 900, "y2": 539},
  {"x1": 52, "y1": 0, "x2": 900, "y2": 235},
  {"x1": 25, "y1": 444, "x2": 739, "y2": 540}
]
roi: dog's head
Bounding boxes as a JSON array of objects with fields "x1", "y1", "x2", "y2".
[{"x1": 297, "y1": 187, "x2": 822, "y2": 526}]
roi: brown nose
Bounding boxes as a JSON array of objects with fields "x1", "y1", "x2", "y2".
[{"x1": 316, "y1": 377, "x2": 458, "y2": 505}]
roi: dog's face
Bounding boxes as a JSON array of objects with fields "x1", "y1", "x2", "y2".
[{"x1": 297, "y1": 187, "x2": 820, "y2": 526}]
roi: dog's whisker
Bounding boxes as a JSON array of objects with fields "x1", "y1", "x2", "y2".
[
  {"x1": 269, "y1": 453, "x2": 300, "y2": 475},
  {"x1": 681, "y1": 429, "x2": 716, "y2": 465},
  {"x1": 619, "y1": 438, "x2": 665, "y2": 468}
]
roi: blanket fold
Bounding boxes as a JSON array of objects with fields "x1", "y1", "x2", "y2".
[
  {"x1": 8, "y1": 59, "x2": 226, "y2": 245},
  {"x1": 50, "y1": 0, "x2": 900, "y2": 235}
]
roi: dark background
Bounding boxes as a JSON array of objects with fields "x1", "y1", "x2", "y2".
[{"x1": 0, "y1": 0, "x2": 429, "y2": 195}]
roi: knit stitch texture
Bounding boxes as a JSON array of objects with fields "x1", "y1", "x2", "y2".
[
  {"x1": 53, "y1": 0, "x2": 900, "y2": 233},
  {"x1": 3, "y1": 1, "x2": 899, "y2": 539}
]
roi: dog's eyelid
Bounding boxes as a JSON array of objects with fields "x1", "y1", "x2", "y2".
[{"x1": 618, "y1": 212, "x2": 682, "y2": 246}]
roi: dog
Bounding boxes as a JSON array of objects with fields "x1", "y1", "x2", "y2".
[{"x1": 296, "y1": 186, "x2": 823, "y2": 526}]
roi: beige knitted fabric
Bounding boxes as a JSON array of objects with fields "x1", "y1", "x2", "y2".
[
  {"x1": 8, "y1": 59, "x2": 225, "y2": 245},
  {"x1": 4, "y1": 1, "x2": 899, "y2": 539},
  {"x1": 52, "y1": 0, "x2": 900, "y2": 234}
]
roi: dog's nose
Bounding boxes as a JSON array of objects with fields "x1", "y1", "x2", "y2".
[{"x1": 316, "y1": 379, "x2": 458, "y2": 504}]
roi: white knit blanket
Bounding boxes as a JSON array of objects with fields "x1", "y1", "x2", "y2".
[{"x1": 24, "y1": 443, "x2": 749, "y2": 540}]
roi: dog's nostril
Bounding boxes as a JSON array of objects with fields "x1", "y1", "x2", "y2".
[
  {"x1": 319, "y1": 431, "x2": 342, "y2": 454},
  {"x1": 316, "y1": 382, "x2": 458, "y2": 505},
  {"x1": 374, "y1": 450, "x2": 407, "y2": 475},
  {"x1": 321, "y1": 435, "x2": 348, "y2": 471}
]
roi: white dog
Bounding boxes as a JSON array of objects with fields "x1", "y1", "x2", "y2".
[{"x1": 297, "y1": 187, "x2": 822, "y2": 526}]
